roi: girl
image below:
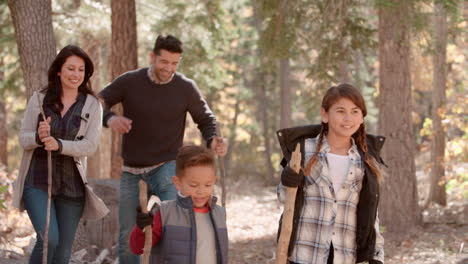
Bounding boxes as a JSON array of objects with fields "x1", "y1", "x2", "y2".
[
  {"x1": 277, "y1": 84, "x2": 385, "y2": 264},
  {"x1": 13, "y1": 45, "x2": 108, "y2": 264}
]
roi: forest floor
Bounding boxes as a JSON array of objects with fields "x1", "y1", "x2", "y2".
[{"x1": 1, "y1": 170, "x2": 467, "y2": 264}]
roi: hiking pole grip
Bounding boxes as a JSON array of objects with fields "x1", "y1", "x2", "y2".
[
  {"x1": 277, "y1": 143, "x2": 302, "y2": 264},
  {"x1": 216, "y1": 123, "x2": 227, "y2": 208},
  {"x1": 139, "y1": 180, "x2": 152, "y2": 264},
  {"x1": 36, "y1": 93, "x2": 52, "y2": 264}
]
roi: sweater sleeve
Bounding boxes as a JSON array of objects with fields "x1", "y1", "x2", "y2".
[
  {"x1": 98, "y1": 74, "x2": 128, "y2": 127},
  {"x1": 129, "y1": 211, "x2": 163, "y2": 255},
  {"x1": 186, "y1": 81, "x2": 217, "y2": 146},
  {"x1": 19, "y1": 92, "x2": 43, "y2": 150},
  {"x1": 59, "y1": 99, "x2": 102, "y2": 157}
]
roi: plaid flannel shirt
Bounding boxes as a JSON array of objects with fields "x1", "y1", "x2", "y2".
[{"x1": 278, "y1": 136, "x2": 384, "y2": 264}]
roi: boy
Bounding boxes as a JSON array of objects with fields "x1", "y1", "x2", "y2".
[{"x1": 129, "y1": 145, "x2": 228, "y2": 264}]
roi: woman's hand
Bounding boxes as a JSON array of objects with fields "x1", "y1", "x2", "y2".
[
  {"x1": 42, "y1": 136, "x2": 59, "y2": 151},
  {"x1": 38, "y1": 117, "x2": 51, "y2": 141}
]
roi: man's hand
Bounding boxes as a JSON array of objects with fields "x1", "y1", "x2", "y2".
[
  {"x1": 211, "y1": 136, "x2": 228, "y2": 157},
  {"x1": 108, "y1": 115, "x2": 132, "y2": 134},
  {"x1": 38, "y1": 117, "x2": 51, "y2": 141}
]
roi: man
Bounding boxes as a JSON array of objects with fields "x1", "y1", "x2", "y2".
[{"x1": 99, "y1": 35, "x2": 228, "y2": 264}]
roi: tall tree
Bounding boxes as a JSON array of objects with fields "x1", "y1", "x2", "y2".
[
  {"x1": 7, "y1": 0, "x2": 56, "y2": 99},
  {"x1": 0, "y1": 101, "x2": 6, "y2": 167},
  {"x1": 110, "y1": 0, "x2": 138, "y2": 179},
  {"x1": 81, "y1": 32, "x2": 111, "y2": 179},
  {"x1": 280, "y1": 58, "x2": 292, "y2": 128},
  {"x1": 378, "y1": 0, "x2": 421, "y2": 232},
  {"x1": 0, "y1": 35, "x2": 6, "y2": 167},
  {"x1": 252, "y1": 0, "x2": 277, "y2": 183},
  {"x1": 429, "y1": 1, "x2": 449, "y2": 206},
  {"x1": 277, "y1": 0, "x2": 292, "y2": 129}
]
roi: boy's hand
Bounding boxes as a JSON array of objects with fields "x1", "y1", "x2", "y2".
[{"x1": 136, "y1": 206, "x2": 153, "y2": 229}]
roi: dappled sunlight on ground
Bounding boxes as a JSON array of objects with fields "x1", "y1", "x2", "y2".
[{"x1": 1, "y1": 171, "x2": 466, "y2": 263}]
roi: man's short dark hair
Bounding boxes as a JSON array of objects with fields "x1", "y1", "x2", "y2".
[{"x1": 153, "y1": 35, "x2": 183, "y2": 55}]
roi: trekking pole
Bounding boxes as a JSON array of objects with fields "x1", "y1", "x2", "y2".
[
  {"x1": 216, "y1": 123, "x2": 226, "y2": 208},
  {"x1": 138, "y1": 180, "x2": 152, "y2": 264},
  {"x1": 277, "y1": 143, "x2": 302, "y2": 264},
  {"x1": 36, "y1": 94, "x2": 52, "y2": 264}
]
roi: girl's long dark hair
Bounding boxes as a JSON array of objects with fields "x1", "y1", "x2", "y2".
[
  {"x1": 304, "y1": 83, "x2": 382, "y2": 183},
  {"x1": 41, "y1": 45, "x2": 96, "y2": 113}
]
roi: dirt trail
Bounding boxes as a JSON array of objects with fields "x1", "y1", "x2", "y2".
[{"x1": 1, "y1": 174, "x2": 467, "y2": 263}]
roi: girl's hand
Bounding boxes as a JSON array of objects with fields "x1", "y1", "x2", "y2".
[
  {"x1": 290, "y1": 143, "x2": 302, "y2": 174},
  {"x1": 43, "y1": 136, "x2": 59, "y2": 151},
  {"x1": 281, "y1": 143, "x2": 303, "y2": 187},
  {"x1": 38, "y1": 117, "x2": 51, "y2": 141}
]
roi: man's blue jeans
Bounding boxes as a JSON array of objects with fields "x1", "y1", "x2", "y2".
[
  {"x1": 23, "y1": 184, "x2": 84, "y2": 264},
  {"x1": 118, "y1": 161, "x2": 177, "y2": 264}
]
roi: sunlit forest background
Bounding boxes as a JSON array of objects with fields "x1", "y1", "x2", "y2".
[{"x1": 0, "y1": 0, "x2": 466, "y2": 263}]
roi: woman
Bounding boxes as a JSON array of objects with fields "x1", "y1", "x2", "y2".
[
  {"x1": 12, "y1": 45, "x2": 108, "y2": 264},
  {"x1": 277, "y1": 84, "x2": 385, "y2": 264}
]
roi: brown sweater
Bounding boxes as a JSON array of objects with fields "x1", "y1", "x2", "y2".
[{"x1": 99, "y1": 68, "x2": 217, "y2": 167}]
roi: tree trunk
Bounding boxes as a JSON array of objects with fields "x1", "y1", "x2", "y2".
[
  {"x1": 429, "y1": 2, "x2": 448, "y2": 206},
  {"x1": 339, "y1": 59, "x2": 351, "y2": 84},
  {"x1": 0, "y1": 54, "x2": 6, "y2": 168},
  {"x1": 378, "y1": 0, "x2": 421, "y2": 232},
  {"x1": 224, "y1": 95, "x2": 240, "y2": 173},
  {"x1": 7, "y1": 0, "x2": 56, "y2": 99},
  {"x1": 260, "y1": 80, "x2": 276, "y2": 183},
  {"x1": 252, "y1": 0, "x2": 277, "y2": 183},
  {"x1": 280, "y1": 58, "x2": 292, "y2": 129},
  {"x1": 0, "y1": 101, "x2": 6, "y2": 168},
  {"x1": 110, "y1": 0, "x2": 138, "y2": 178},
  {"x1": 81, "y1": 33, "x2": 112, "y2": 179}
]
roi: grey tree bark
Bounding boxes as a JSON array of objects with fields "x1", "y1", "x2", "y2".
[
  {"x1": 81, "y1": 33, "x2": 111, "y2": 179},
  {"x1": 252, "y1": 0, "x2": 277, "y2": 183},
  {"x1": 429, "y1": 2, "x2": 448, "y2": 206},
  {"x1": 377, "y1": 0, "x2": 421, "y2": 232},
  {"x1": 7, "y1": 0, "x2": 56, "y2": 99},
  {"x1": 110, "y1": 0, "x2": 138, "y2": 178},
  {"x1": 280, "y1": 58, "x2": 292, "y2": 129},
  {"x1": 0, "y1": 101, "x2": 6, "y2": 168},
  {"x1": 0, "y1": 56, "x2": 6, "y2": 167}
]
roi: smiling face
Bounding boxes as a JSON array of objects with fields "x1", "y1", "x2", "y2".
[
  {"x1": 150, "y1": 49, "x2": 181, "y2": 83},
  {"x1": 321, "y1": 97, "x2": 364, "y2": 139},
  {"x1": 58, "y1": 55, "x2": 85, "y2": 91},
  {"x1": 173, "y1": 165, "x2": 217, "y2": 208}
]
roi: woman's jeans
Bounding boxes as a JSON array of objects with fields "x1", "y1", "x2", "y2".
[
  {"x1": 23, "y1": 184, "x2": 84, "y2": 264},
  {"x1": 118, "y1": 160, "x2": 177, "y2": 264}
]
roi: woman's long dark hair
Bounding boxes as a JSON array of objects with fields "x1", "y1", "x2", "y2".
[
  {"x1": 41, "y1": 45, "x2": 96, "y2": 113},
  {"x1": 304, "y1": 83, "x2": 382, "y2": 183}
]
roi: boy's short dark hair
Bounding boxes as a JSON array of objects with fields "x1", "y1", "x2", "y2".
[
  {"x1": 153, "y1": 34, "x2": 183, "y2": 55},
  {"x1": 176, "y1": 145, "x2": 215, "y2": 176}
]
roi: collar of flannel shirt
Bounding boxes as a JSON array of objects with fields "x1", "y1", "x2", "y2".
[{"x1": 304, "y1": 135, "x2": 362, "y2": 184}]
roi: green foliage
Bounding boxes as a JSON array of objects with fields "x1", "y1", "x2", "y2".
[
  {"x1": 143, "y1": 0, "x2": 230, "y2": 102},
  {"x1": 0, "y1": 185, "x2": 7, "y2": 209},
  {"x1": 2, "y1": 0, "x2": 466, "y2": 185}
]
